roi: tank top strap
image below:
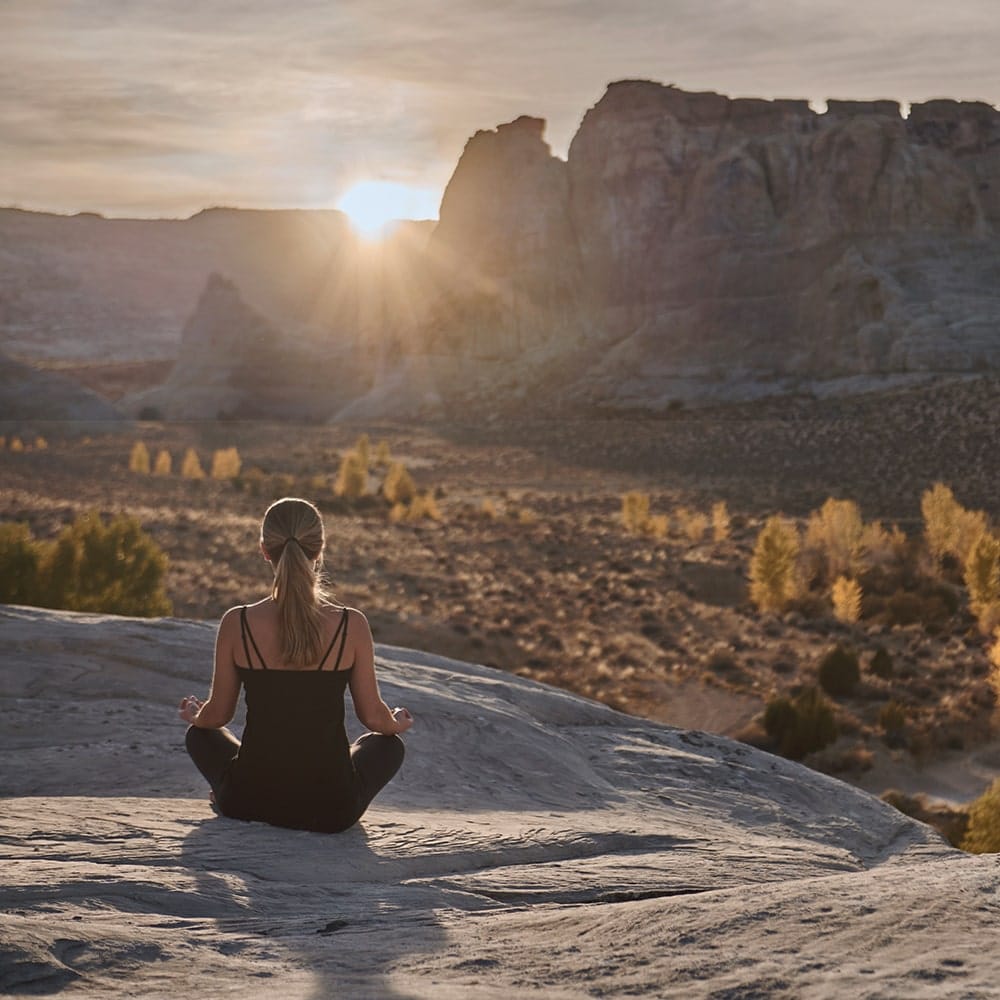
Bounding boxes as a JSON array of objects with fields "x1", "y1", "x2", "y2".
[
  {"x1": 317, "y1": 607, "x2": 350, "y2": 671},
  {"x1": 240, "y1": 605, "x2": 269, "y2": 670}
]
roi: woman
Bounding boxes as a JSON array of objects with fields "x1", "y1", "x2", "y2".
[{"x1": 180, "y1": 496, "x2": 413, "y2": 832}]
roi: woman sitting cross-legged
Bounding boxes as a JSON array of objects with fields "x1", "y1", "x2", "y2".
[{"x1": 179, "y1": 496, "x2": 413, "y2": 832}]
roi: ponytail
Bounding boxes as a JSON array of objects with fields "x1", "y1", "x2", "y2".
[{"x1": 261, "y1": 498, "x2": 328, "y2": 666}]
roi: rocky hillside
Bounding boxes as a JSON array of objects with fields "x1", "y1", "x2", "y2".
[
  {"x1": 5, "y1": 604, "x2": 1000, "y2": 997},
  {"x1": 3, "y1": 81, "x2": 999, "y2": 420},
  {"x1": 407, "y1": 82, "x2": 1000, "y2": 414}
]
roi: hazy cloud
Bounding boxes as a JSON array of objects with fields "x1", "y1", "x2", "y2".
[{"x1": 2, "y1": 0, "x2": 997, "y2": 216}]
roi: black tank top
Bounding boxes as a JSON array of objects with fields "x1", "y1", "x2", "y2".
[{"x1": 216, "y1": 606, "x2": 364, "y2": 832}]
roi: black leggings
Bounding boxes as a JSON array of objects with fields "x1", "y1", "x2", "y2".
[{"x1": 185, "y1": 726, "x2": 405, "y2": 823}]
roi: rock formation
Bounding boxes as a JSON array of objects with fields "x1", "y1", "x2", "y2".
[
  {"x1": 4, "y1": 603, "x2": 1000, "y2": 996},
  {"x1": 0, "y1": 349, "x2": 123, "y2": 422},
  {"x1": 121, "y1": 273, "x2": 368, "y2": 421},
  {"x1": 4, "y1": 81, "x2": 1000, "y2": 418},
  {"x1": 394, "y1": 81, "x2": 1000, "y2": 414}
]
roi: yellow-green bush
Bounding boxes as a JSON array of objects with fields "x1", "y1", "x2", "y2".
[
  {"x1": 335, "y1": 450, "x2": 368, "y2": 500},
  {"x1": 391, "y1": 492, "x2": 442, "y2": 523},
  {"x1": 621, "y1": 491, "x2": 651, "y2": 533},
  {"x1": 153, "y1": 449, "x2": 172, "y2": 476},
  {"x1": 0, "y1": 513, "x2": 171, "y2": 616},
  {"x1": 374, "y1": 439, "x2": 392, "y2": 468},
  {"x1": 129, "y1": 441, "x2": 151, "y2": 475},
  {"x1": 712, "y1": 501, "x2": 730, "y2": 542},
  {"x1": 676, "y1": 507, "x2": 709, "y2": 544},
  {"x1": 750, "y1": 516, "x2": 801, "y2": 612},
  {"x1": 922, "y1": 482, "x2": 988, "y2": 566},
  {"x1": 181, "y1": 448, "x2": 205, "y2": 480},
  {"x1": 10, "y1": 437, "x2": 24, "y2": 453},
  {"x1": 831, "y1": 575, "x2": 862, "y2": 623},
  {"x1": 354, "y1": 434, "x2": 371, "y2": 472},
  {"x1": 211, "y1": 446, "x2": 242, "y2": 480},
  {"x1": 383, "y1": 462, "x2": 416, "y2": 505},
  {"x1": 965, "y1": 532, "x2": 1000, "y2": 633},
  {"x1": 805, "y1": 498, "x2": 864, "y2": 581},
  {"x1": 961, "y1": 778, "x2": 1000, "y2": 854}
]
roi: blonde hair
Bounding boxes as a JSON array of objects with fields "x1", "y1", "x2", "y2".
[{"x1": 260, "y1": 497, "x2": 328, "y2": 666}]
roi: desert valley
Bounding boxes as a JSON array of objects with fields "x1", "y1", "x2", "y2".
[{"x1": 5, "y1": 76, "x2": 1000, "y2": 996}]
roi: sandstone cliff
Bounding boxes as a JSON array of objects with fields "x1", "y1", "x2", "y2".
[
  {"x1": 4, "y1": 604, "x2": 1000, "y2": 997},
  {"x1": 390, "y1": 81, "x2": 1000, "y2": 415}
]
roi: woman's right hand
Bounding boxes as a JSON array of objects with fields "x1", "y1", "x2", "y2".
[{"x1": 391, "y1": 707, "x2": 414, "y2": 734}]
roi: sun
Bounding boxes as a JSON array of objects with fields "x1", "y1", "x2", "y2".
[{"x1": 335, "y1": 181, "x2": 439, "y2": 239}]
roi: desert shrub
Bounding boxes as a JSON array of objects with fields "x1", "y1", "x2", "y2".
[
  {"x1": 32, "y1": 512, "x2": 171, "y2": 616},
  {"x1": 0, "y1": 522, "x2": 43, "y2": 604},
  {"x1": 860, "y1": 520, "x2": 908, "y2": 571},
  {"x1": 408, "y1": 492, "x2": 441, "y2": 521},
  {"x1": 34, "y1": 436, "x2": 48, "y2": 451},
  {"x1": 645, "y1": 513, "x2": 669, "y2": 539},
  {"x1": 480, "y1": 498, "x2": 498, "y2": 520},
  {"x1": 383, "y1": 462, "x2": 417, "y2": 505},
  {"x1": 964, "y1": 532, "x2": 1000, "y2": 634},
  {"x1": 749, "y1": 515, "x2": 801, "y2": 613},
  {"x1": 129, "y1": 441, "x2": 150, "y2": 475},
  {"x1": 181, "y1": 448, "x2": 205, "y2": 479},
  {"x1": 763, "y1": 686, "x2": 837, "y2": 760},
  {"x1": 354, "y1": 434, "x2": 371, "y2": 470},
  {"x1": 961, "y1": 778, "x2": 1000, "y2": 854},
  {"x1": 374, "y1": 439, "x2": 392, "y2": 468},
  {"x1": 831, "y1": 575, "x2": 862, "y2": 623},
  {"x1": 391, "y1": 492, "x2": 442, "y2": 523},
  {"x1": 676, "y1": 507, "x2": 708, "y2": 544},
  {"x1": 922, "y1": 482, "x2": 988, "y2": 567},
  {"x1": 335, "y1": 450, "x2": 367, "y2": 500},
  {"x1": 818, "y1": 644, "x2": 860, "y2": 696},
  {"x1": 10, "y1": 437, "x2": 24, "y2": 453},
  {"x1": 869, "y1": 646, "x2": 894, "y2": 679},
  {"x1": 712, "y1": 501, "x2": 730, "y2": 542},
  {"x1": 210, "y1": 446, "x2": 242, "y2": 480},
  {"x1": 878, "y1": 700, "x2": 907, "y2": 737},
  {"x1": 621, "y1": 491, "x2": 651, "y2": 533},
  {"x1": 804, "y1": 498, "x2": 864, "y2": 582},
  {"x1": 153, "y1": 449, "x2": 172, "y2": 476}
]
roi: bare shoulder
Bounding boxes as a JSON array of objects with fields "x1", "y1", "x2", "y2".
[
  {"x1": 344, "y1": 606, "x2": 371, "y2": 631},
  {"x1": 218, "y1": 605, "x2": 244, "y2": 631}
]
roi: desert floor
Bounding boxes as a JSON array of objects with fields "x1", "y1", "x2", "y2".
[{"x1": 4, "y1": 373, "x2": 1000, "y2": 814}]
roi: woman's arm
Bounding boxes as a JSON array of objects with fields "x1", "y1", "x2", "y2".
[
  {"x1": 178, "y1": 608, "x2": 242, "y2": 728},
  {"x1": 347, "y1": 610, "x2": 413, "y2": 736}
]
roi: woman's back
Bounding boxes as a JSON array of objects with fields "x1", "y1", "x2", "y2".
[
  {"x1": 222, "y1": 603, "x2": 362, "y2": 830},
  {"x1": 180, "y1": 496, "x2": 411, "y2": 833},
  {"x1": 236, "y1": 600, "x2": 353, "y2": 672}
]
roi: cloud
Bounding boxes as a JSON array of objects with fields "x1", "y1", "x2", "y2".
[{"x1": 1, "y1": 0, "x2": 997, "y2": 216}]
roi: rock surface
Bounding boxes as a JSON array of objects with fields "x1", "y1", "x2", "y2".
[{"x1": 3, "y1": 604, "x2": 1000, "y2": 997}]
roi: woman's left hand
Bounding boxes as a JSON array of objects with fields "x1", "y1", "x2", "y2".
[{"x1": 178, "y1": 695, "x2": 203, "y2": 724}]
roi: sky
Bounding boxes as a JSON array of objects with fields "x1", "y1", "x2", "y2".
[{"x1": 2, "y1": 0, "x2": 998, "y2": 219}]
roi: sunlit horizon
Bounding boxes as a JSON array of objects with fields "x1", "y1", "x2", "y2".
[{"x1": 335, "y1": 181, "x2": 441, "y2": 239}]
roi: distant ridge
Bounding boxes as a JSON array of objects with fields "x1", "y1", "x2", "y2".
[{"x1": 3, "y1": 80, "x2": 999, "y2": 420}]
